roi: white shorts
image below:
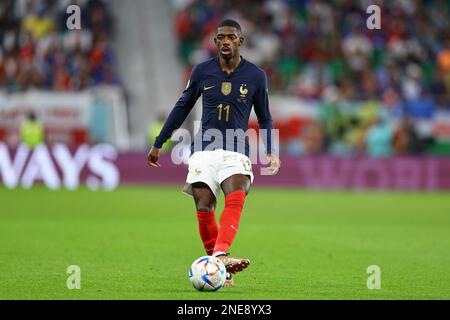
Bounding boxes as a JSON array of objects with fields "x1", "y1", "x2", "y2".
[{"x1": 182, "y1": 150, "x2": 254, "y2": 198}]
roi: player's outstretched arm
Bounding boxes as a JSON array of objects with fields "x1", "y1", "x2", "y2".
[
  {"x1": 253, "y1": 70, "x2": 280, "y2": 175},
  {"x1": 147, "y1": 146, "x2": 161, "y2": 168},
  {"x1": 266, "y1": 154, "x2": 281, "y2": 175},
  {"x1": 150, "y1": 65, "x2": 202, "y2": 158}
]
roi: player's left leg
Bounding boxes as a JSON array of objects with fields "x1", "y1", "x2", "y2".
[{"x1": 213, "y1": 174, "x2": 251, "y2": 274}]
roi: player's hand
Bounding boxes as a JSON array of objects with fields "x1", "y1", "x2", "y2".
[
  {"x1": 266, "y1": 154, "x2": 281, "y2": 175},
  {"x1": 147, "y1": 146, "x2": 161, "y2": 168}
]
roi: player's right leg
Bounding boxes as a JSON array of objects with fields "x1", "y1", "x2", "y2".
[
  {"x1": 192, "y1": 182, "x2": 218, "y2": 256},
  {"x1": 191, "y1": 183, "x2": 234, "y2": 287},
  {"x1": 183, "y1": 151, "x2": 221, "y2": 255}
]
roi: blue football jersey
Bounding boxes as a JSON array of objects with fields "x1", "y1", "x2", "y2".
[{"x1": 154, "y1": 57, "x2": 274, "y2": 156}]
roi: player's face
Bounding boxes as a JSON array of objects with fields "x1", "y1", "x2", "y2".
[{"x1": 214, "y1": 27, "x2": 243, "y2": 61}]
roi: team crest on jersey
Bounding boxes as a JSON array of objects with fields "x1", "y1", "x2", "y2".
[
  {"x1": 221, "y1": 82, "x2": 232, "y2": 96},
  {"x1": 238, "y1": 84, "x2": 248, "y2": 103},
  {"x1": 240, "y1": 84, "x2": 248, "y2": 96}
]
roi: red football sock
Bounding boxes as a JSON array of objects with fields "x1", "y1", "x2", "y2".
[
  {"x1": 196, "y1": 211, "x2": 218, "y2": 256},
  {"x1": 213, "y1": 190, "x2": 246, "y2": 255}
]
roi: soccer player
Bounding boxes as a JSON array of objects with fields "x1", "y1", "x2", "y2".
[{"x1": 147, "y1": 19, "x2": 280, "y2": 285}]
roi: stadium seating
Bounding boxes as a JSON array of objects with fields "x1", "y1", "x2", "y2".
[
  {"x1": 173, "y1": 0, "x2": 450, "y2": 156},
  {"x1": 0, "y1": 0, "x2": 120, "y2": 92}
]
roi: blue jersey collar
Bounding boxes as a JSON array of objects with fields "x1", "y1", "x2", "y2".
[{"x1": 216, "y1": 56, "x2": 246, "y2": 75}]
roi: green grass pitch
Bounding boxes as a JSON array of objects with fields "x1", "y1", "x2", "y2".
[{"x1": 1, "y1": 186, "x2": 450, "y2": 299}]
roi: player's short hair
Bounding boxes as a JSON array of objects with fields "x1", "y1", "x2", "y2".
[{"x1": 217, "y1": 19, "x2": 242, "y2": 33}]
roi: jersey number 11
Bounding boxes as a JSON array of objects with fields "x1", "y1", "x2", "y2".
[{"x1": 217, "y1": 104, "x2": 230, "y2": 122}]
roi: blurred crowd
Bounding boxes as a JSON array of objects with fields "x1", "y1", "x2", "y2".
[
  {"x1": 0, "y1": 0, "x2": 120, "y2": 92},
  {"x1": 173, "y1": 0, "x2": 450, "y2": 156}
]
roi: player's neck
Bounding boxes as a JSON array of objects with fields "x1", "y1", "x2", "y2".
[{"x1": 219, "y1": 55, "x2": 241, "y2": 74}]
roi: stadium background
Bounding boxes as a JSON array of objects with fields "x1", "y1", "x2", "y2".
[{"x1": 1, "y1": 0, "x2": 450, "y2": 300}]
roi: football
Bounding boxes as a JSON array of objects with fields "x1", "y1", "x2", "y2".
[{"x1": 189, "y1": 256, "x2": 226, "y2": 291}]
